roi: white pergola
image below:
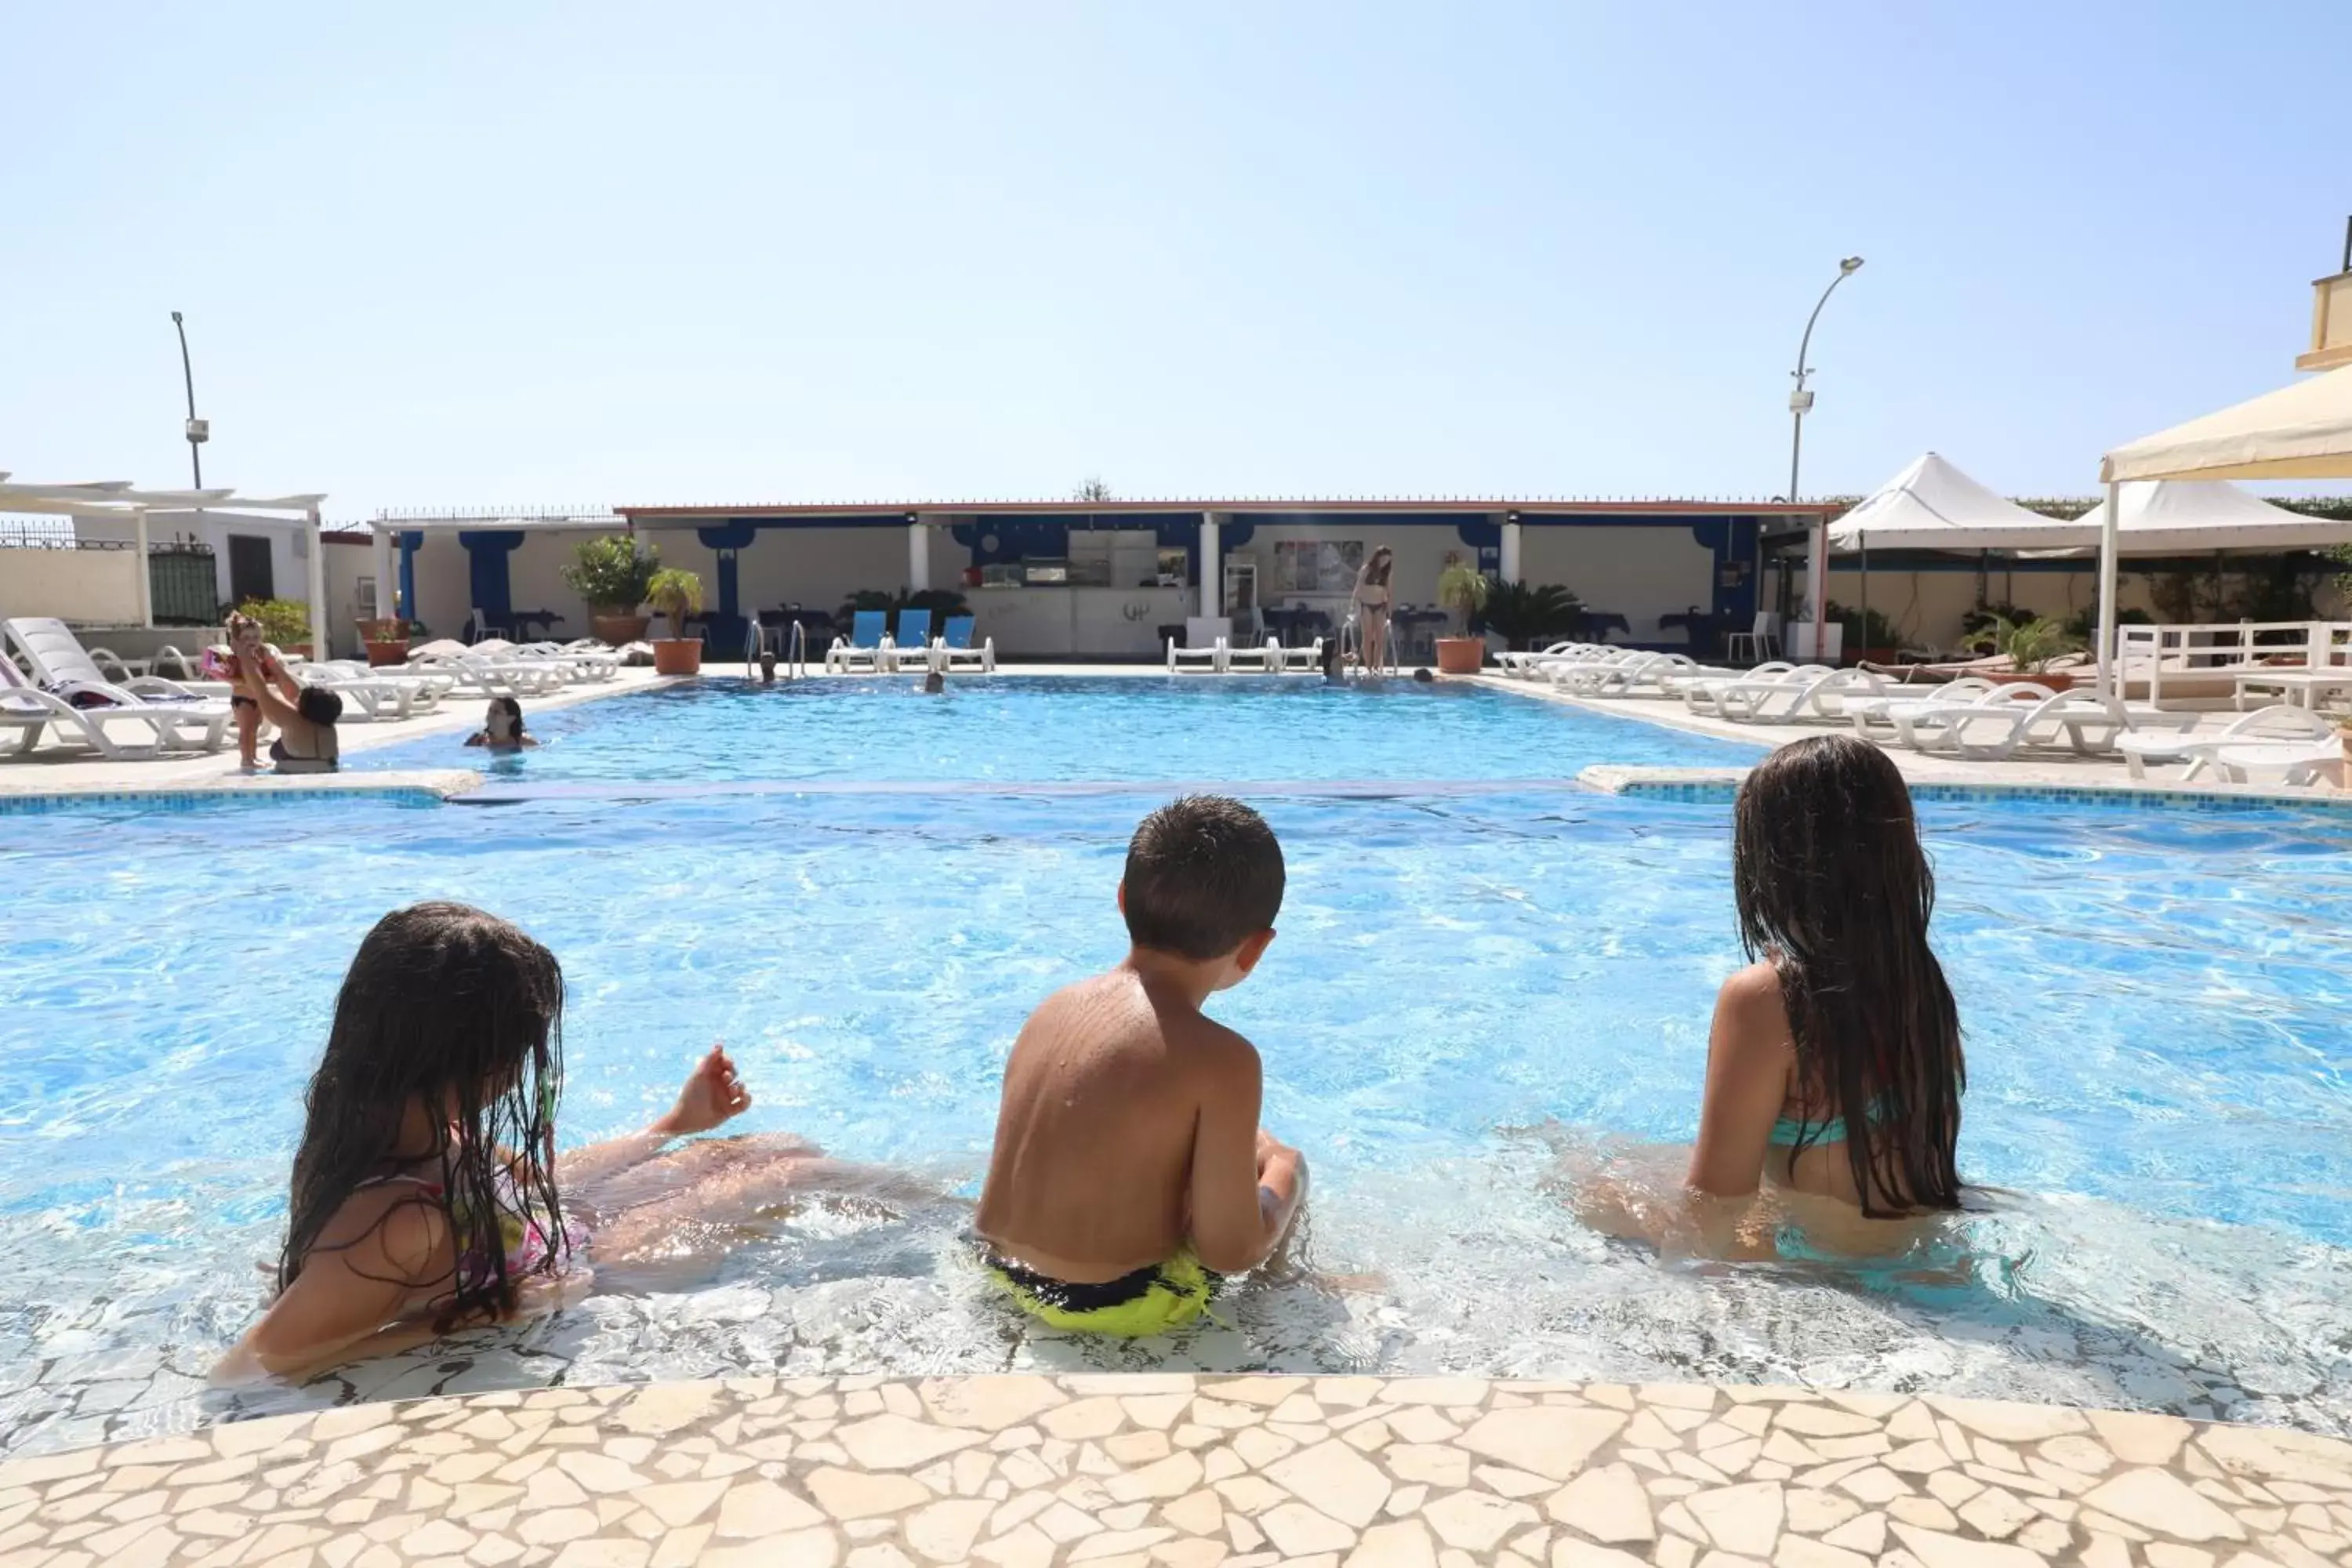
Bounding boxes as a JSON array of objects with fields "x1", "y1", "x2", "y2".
[
  {"x1": 0, "y1": 477, "x2": 330, "y2": 649},
  {"x1": 2094, "y1": 362, "x2": 2352, "y2": 699}
]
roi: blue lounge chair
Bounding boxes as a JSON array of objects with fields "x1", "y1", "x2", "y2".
[
  {"x1": 937, "y1": 614, "x2": 996, "y2": 673},
  {"x1": 826, "y1": 609, "x2": 890, "y2": 673},
  {"x1": 887, "y1": 608, "x2": 933, "y2": 673}
]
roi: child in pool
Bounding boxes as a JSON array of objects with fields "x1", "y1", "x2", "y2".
[
  {"x1": 976, "y1": 795, "x2": 1308, "y2": 1335},
  {"x1": 1689, "y1": 732, "x2": 1966, "y2": 1216},
  {"x1": 220, "y1": 902, "x2": 883, "y2": 1381},
  {"x1": 463, "y1": 696, "x2": 539, "y2": 750}
]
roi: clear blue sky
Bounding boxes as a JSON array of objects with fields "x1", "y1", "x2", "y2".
[{"x1": 5, "y1": 2, "x2": 2347, "y2": 521}]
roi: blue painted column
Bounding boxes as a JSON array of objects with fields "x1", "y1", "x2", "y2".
[
  {"x1": 456, "y1": 530, "x2": 526, "y2": 632},
  {"x1": 697, "y1": 521, "x2": 760, "y2": 653},
  {"x1": 397, "y1": 532, "x2": 423, "y2": 627}
]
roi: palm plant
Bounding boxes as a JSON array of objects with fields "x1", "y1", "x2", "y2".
[
  {"x1": 1436, "y1": 560, "x2": 1490, "y2": 637},
  {"x1": 647, "y1": 568, "x2": 704, "y2": 638},
  {"x1": 561, "y1": 535, "x2": 661, "y2": 614},
  {"x1": 1476, "y1": 582, "x2": 1583, "y2": 649},
  {"x1": 1965, "y1": 614, "x2": 2082, "y2": 674}
]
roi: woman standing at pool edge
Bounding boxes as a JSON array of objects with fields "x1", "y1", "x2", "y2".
[
  {"x1": 1689, "y1": 733, "x2": 1965, "y2": 1216},
  {"x1": 1352, "y1": 546, "x2": 1395, "y2": 674}
]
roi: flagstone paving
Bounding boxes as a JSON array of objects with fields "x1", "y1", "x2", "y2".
[{"x1": 2, "y1": 1374, "x2": 2348, "y2": 1567}]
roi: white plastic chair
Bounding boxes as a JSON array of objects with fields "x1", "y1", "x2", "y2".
[{"x1": 1726, "y1": 612, "x2": 1781, "y2": 666}]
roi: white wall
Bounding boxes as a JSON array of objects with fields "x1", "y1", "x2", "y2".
[
  {"x1": 321, "y1": 539, "x2": 377, "y2": 659},
  {"x1": 1817, "y1": 565, "x2": 2158, "y2": 650},
  {"x1": 0, "y1": 549, "x2": 143, "y2": 624},
  {"x1": 76, "y1": 510, "x2": 315, "y2": 615},
  {"x1": 1519, "y1": 524, "x2": 1719, "y2": 641},
  {"x1": 724, "y1": 527, "x2": 920, "y2": 621},
  {"x1": 1228, "y1": 523, "x2": 1475, "y2": 618}
]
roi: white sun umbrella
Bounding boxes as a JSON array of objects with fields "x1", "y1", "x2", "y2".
[
  {"x1": 2027, "y1": 480, "x2": 2347, "y2": 556},
  {"x1": 2093, "y1": 363, "x2": 2352, "y2": 697}
]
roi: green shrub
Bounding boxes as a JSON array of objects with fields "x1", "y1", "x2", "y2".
[
  {"x1": 561, "y1": 535, "x2": 660, "y2": 612},
  {"x1": 234, "y1": 597, "x2": 313, "y2": 648}
]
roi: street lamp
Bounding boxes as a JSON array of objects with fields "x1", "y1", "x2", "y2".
[
  {"x1": 170, "y1": 310, "x2": 208, "y2": 488},
  {"x1": 1788, "y1": 256, "x2": 1863, "y2": 655}
]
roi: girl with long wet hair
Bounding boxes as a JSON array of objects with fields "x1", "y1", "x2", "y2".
[
  {"x1": 1688, "y1": 733, "x2": 1965, "y2": 1217},
  {"x1": 223, "y1": 902, "x2": 880, "y2": 1381}
]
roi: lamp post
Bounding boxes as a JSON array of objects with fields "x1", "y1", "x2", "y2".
[
  {"x1": 1789, "y1": 257, "x2": 1863, "y2": 655},
  {"x1": 170, "y1": 310, "x2": 208, "y2": 488}
]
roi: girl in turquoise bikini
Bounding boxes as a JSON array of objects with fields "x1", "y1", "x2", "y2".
[
  {"x1": 1688, "y1": 734, "x2": 1967, "y2": 1218},
  {"x1": 223, "y1": 902, "x2": 887, "y2": 1381}
]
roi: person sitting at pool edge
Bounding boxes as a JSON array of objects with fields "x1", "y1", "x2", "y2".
[
  {"x1": 977, "y1": 793, "x2": 1307, "y2": 1334},
  {"x1": 1689, "y1": 732, "x2": 1966, "y2": 1218},
  {"x1": 220, "y1": 902, "x2": 888, "y2": 1382},
  {"x1": 464, "y1": 696, "x2": 539, "y2": 750},
  {"x1": 234, "y1": 648, "x2": 342, "y2": 774}
]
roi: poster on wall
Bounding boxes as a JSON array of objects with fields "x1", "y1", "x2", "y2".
[{"x1": 1272, "y1": 539, "x2": 1363, "y2": 594}]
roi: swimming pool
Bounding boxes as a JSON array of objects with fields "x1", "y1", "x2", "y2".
[
  {"x1": 353, "y1": 676, "x2": 1763, "y2": 782},
  {"x1": 2, "y1": 781, "x2": 2347, "y2": 1456}
]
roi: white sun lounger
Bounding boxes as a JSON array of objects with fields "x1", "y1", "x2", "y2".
[
  {"x1": 1221, "y1": 637, "x2": 1290, "y2": 673},
  {"x1": 2203, "y1": 739, "x2": 2342, "y2": 787},
  {"x1": 1693, "y1": 667, "x2": 1886, "y2": 724},
  {"x1": 5, "y1": 617, "x2": 223, "y2": 706},
  {"x1": 1845, "y1": 678, "x2": 1998, "y2": 741},
  {"x1": 1680, "y1": 663, "x2": 1830, "y2": 717},
  {"x1": 294, "y1": 661, "x2": 453, "y2": 721},
  {"x1": 2116, "y1": 706, "x2": 2337, "y2": 781},
  {"x1": 407, "y1": 651, "x2": 571, "y2": 699},
  {"x1": 1167, "y1": 637, "x2": 1225, "y2": 673},
  {"x1": 1497, "y1": 641, "x2": 1610, "y2": 677},
  {"x1": 1879, "y1": 684, "x2": 2196, "y2": 761},
  {"x1": 0, "y1": 652, "x2": 230, "y2": 757}
]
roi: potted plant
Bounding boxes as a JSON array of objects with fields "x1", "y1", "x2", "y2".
[
  {"x1": 646, "y1": 567, "x2": 706, "y2": 676},
  {"x1": 355, "y1": 615, "x2": 410, "y2": 667},
  {"x1": 561, "y1": 535, "x2": 660, "y2": 646},
  {"x1": 238, "y1": 597, "x2": 316, "y2": 661},
  {"x1": 1829, "y1": 601, "x2": 1900, "y2": 666},
  {"x1": 1434, "y1": 558, "x2": 1491, "y2": 674},
  {"x1": 1966, "y1": 614, "x2": 2083, "y2": 689}
]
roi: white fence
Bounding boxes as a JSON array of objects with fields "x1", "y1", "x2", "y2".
[{"x1": 2116, "y1": 620, "x2": 2352, "y2": 707}]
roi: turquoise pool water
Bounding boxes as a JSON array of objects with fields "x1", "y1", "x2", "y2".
[
  {"x1": 353, "y1": 676, "x2": 1763, "y2": 782},
  {"x1": 2, "y1": 782, "x2": 2348, "y2": 1453}
]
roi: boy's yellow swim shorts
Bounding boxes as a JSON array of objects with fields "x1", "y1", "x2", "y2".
[{"x1": 983, "y1": 1249, "x2": 1220, "y2": 1337}]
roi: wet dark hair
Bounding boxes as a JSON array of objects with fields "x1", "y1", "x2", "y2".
[
  {"x1": 1123, "y1": 795, "x2": 1285, "y2": 961},
  {"x1": 489, "y1": 695, "x2": 526, "y2": 734},
  {"x1": 296, "y1": 687, "x2": 343, "y2": 726},
  {"x1": 1733, "y1": 735, "x2": 1964, "y2": 1214},
  {"x1": 1363, "y1": 547, "x2": 1394, "y2": 586},
  {"x1": 278, "y1": 902, "x2": 568, "y2": 1322}
]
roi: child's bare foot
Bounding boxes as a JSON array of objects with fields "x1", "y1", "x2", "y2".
[{"x1": 654, "y1": 1044, "x2": 753, "y2": 1135}]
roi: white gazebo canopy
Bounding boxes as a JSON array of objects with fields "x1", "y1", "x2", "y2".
[
  {"x1": 2059, "y1": 480, "x2": 2347, "y2": 554},
  {"x1": 1828, "y1": 452, "x2": 2069, "y2": 552},
  {"x1": 2103, "y1": 363, "x2": 2352, "y2": 484},
  {"x1": 2091, "y1": 362, "x2": 2352, "y2": 698}
]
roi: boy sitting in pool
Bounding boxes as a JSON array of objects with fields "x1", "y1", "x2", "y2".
[{"x1": 977, "y1": 793, "x2": 1307, "y2": 1334}]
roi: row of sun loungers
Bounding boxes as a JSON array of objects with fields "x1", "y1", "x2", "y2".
[
  {"x1": 824, "y1": 612, "x2": 996, "y2": 675},
  {"x1": 0, "y1": 619, "x2": 637, "y2": 762},
  {"x1": 1164, "y1": 637, "x2": 1320, "y2": 674},
  {"x1": 1496, "y1": 637, "x2": 2343, "y2": 783}
]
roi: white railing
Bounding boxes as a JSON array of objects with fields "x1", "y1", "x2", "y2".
[{"x1": 2115, "y1": 620, "x2": 2352, "y2": 706}]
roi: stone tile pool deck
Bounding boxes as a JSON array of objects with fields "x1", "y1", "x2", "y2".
[{"x1": 5, "y1": 1375, "x2": 2347, "y2": 1568}]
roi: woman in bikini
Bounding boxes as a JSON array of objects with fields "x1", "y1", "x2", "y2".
[
  {"x1": 220, "y1": 902, "x2": 909, "y2": 1381},
  {"x1": 1352, "y1": 546, "x2": 1396, "y2": 675}
]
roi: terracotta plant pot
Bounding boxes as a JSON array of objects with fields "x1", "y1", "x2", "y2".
[
  {"x1": 651, "y1": 637, "x2": 704, "y2": 676},
  {"x1": 592, "y1": 613, "x2": 651, "y2": 648},
  {"x1": 1434, "y1": 637, "x2": 1486, "y2": 675},
  {"x1": 1987, "y1": 670, "x2": 2074, "y2": 691},
  {"x1": 363, "y1": 640, "x2": 410, "y2": 668}
]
